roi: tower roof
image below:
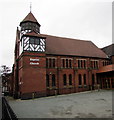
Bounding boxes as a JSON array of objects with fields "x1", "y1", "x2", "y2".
[{"x1": 20, "y1": 12, "x2": 40, "y2": 26}]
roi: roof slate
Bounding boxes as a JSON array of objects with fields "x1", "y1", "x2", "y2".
[
  {"x1": 102, "y1": 44, "x2": 114, "y2": 56},
  {"x1": 42, "y1": 34, "x2": 107, "y2": 58},
  {"x1": 20, "y1": 12, "x2": 40, "y2": 25},
  {"x1": 22, "y1": 31, "x2": 108, "y2": 58},
  {"x1": 97, "y1": 64, "x2": 114, "y2": 73}
]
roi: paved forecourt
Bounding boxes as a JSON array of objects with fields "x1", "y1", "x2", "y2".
[{"x1": 7, "y1": 90, "x2": 112, "y2": 118}]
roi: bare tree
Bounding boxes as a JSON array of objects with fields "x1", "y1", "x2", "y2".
[
  {"x1": 0, "y1": 65, "x2": 11, "y2": 75},
  {"x1": 0, "y1": 65, "x2": 11, "y2": 93}
]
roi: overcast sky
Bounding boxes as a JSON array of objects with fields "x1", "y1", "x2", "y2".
[{"x1": 0, "y1": 0, "x2": 113, "y2": 69}]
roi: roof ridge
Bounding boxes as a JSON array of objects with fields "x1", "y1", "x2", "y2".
[
  {"x1": 20, "y1": 12, "x2": 40, "y2": 26},
  {"x1": 101, "y1": 43, "x2": 114, "y2": 49}
]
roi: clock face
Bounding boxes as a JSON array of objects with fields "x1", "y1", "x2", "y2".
[{"x1": 22, "y1": 36, "x2": 45, "y2": 52}]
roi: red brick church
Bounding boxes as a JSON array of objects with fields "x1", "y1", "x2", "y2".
[{"x1": 9, "y1": 11, "x2": 113, "y2": 99}]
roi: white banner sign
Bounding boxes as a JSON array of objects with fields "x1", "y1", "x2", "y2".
[{"x1": 30, "y1": 58, "x2": 40, "y2": 65}]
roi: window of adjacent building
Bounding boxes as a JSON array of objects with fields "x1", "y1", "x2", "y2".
[
  {"x1": 69, "y1": 74, "x2": 72, "y2": 85},
  {"x1": 52, "y1": 74, "x2": 56, "y2": 87},
  {"x1": 63, "y1": 74, "x2": 67, "y2": 86},
  {"x1": 84, "y1": 74, "x2": 86, "y2": 85},
  {"x1": 46, "y1": 74, "x2": 49, "y2": 87},
  {"x1": 94, "y1": 61, "x2": 98, "y2": 69},
  {"x1": 103, "y1": 61, "x2": 110, "y2": 66},
  {"x1": 78, "y1": 74, "x2": 82, "y2": 85},
  {"x1": 95, "y1": 61, "x2": 98, "y2": 68}
]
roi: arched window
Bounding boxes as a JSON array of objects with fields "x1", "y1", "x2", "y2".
[
  {"x1": 53, "y1": 59, "x2": 55, "y2": 68},
  {"x1": 46, "y1": 58, "x2": 48, "y2": 68},
  {"x1": 78, "y1": 74, "x2": 82, "y2": 85},
  {"x1": 69, "y1": 74, "x2": 72, "y2": 85},
  {"x1": 78, "y1": 60, "x2": 80, "y2": 68},
  {"x1": 96, "y1": 61, "x2": 98, "y2": 68},
  {"x1": 84, "y1": 60, "x2": 86, "y2": 68},
  {"x1": 69, "y1": 59, "x2": 72, "y2": 68},
  {"x1": 62, "y1": 59, "x2": 65, "y2": 68},
  {"x1": 63, "y1": 74, "x2": 67, "y2": 86},
  {"x1": 49, "y1": 58, "x2": 51, "y2": 68},
  {"x1": 66, "y1": 59, "x2": 68, "y2": 68},
  {"x1": 46, "y1": 74, "x2": 49, "y2": 87},
  {"x1": 52, "y1": 74, "x2": 56, "y2": 87},
  {"x1": 84, "y1": 74, "x2": 86, "y2": 85},
  {"x1": 81, "y1": 60, "x2": 83, "y2": 68}
]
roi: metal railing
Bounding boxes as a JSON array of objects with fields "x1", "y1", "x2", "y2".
[{"x1": 2, "y1": 97, "x2": 18, "y2": 120}]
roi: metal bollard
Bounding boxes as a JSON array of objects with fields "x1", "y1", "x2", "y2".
[{"x1": 32, "y1": 93, "x2": 34, "y2": 99}]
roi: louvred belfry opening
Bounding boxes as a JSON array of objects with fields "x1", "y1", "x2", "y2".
[
  {"x1": 19, "y1": 12, "x2": 46, "y2": 54},
  {"x1": 20, "y1": 12, "x2": 41, "y2": 36}
]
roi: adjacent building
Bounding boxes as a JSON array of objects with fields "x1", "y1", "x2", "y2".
[{"x1": 97, "y1": 44, "x2": 114, "y2": 89}]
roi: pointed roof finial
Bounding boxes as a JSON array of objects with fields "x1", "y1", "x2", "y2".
[{"x1": 30, "y1": 2, "x2": 32, "y2": 12}]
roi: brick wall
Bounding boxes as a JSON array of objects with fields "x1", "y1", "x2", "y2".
[{"x1": 13, "y1": 52, "x2": 111, "y2": 99}]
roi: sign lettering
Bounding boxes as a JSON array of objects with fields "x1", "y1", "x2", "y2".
[{"x1": 30, "y1": 58, "x2": 40, "y2": 65}]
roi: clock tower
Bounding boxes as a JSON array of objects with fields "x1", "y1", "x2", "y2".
[
  {"x1": 19, "y1": 12, "x2": 46, "y2": 54},
  {"x1": 20, "y1": 11, "x2": 40, "y2": 34},
  {"x1": 15, "y1": 12, "x2": 47, "y2": 99}
]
